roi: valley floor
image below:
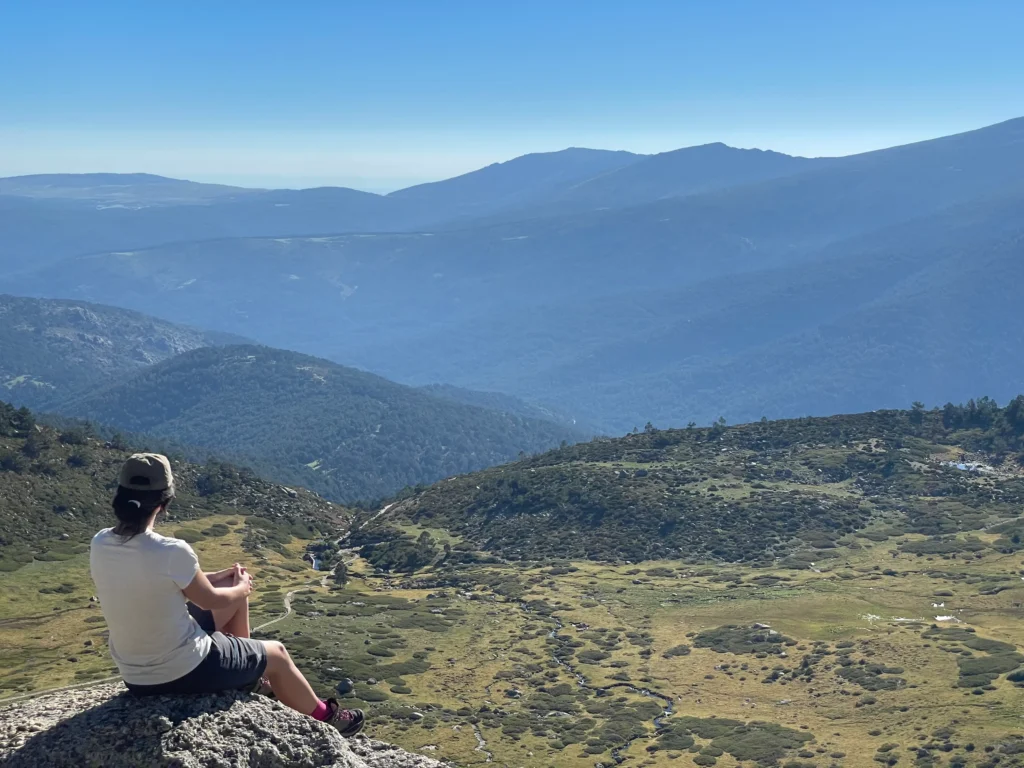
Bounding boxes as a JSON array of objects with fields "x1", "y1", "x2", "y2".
[{"x1": 4, "y1": 513, "x2": 1024, "y2": 768}]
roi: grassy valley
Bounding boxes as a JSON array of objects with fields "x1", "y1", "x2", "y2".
[{"x1": 5, "y1": 400, "x2": 1024, "y2": 768}]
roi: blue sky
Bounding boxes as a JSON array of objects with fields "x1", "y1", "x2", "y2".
[{"x1": 1, "y1": 0, "x2": 1022, "y2": 191}]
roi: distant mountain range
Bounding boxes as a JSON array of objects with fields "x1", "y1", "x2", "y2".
[
  {"x1": 0, "y1": 297, "x2": 581, "y2": 500},
  {"x1": 0, "y1": 142, "x2": 823, "y2": 275},
  {"x1": 3, "y1": 117, "x2": 1024, "y2": 431}
]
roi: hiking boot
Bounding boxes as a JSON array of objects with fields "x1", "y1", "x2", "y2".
[{"x1": 325, "y1": 698, "x2": 365, "y2": 737}]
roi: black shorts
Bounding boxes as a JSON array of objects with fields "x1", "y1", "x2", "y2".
[{"x1": 124, "y1": 603, "x2": 267, "y2": 696}]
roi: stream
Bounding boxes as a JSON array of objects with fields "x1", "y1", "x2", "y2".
[
  {"x1": 471, "y1": 724, "x2": 494, "y2": 763},
  {"x1": 527, "y1": 606, "x2": 674, "y2": 764}
]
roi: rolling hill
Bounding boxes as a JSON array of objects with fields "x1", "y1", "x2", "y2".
[
  {"x1": 54, "y1": 345, "x2": 583, "y2": 501},
  {"x1": 373, "y1": 398, "x2": 1024, "y2": 563},
  {"x1": 6, "y1": 398, "x2": 1024, "y2": 768}
]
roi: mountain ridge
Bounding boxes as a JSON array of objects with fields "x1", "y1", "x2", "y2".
[
  {"x1": 8, "y1": 118, "x2": 1024, "y2": 430},
  {"x1": 0, "y1": 294, "x2": 247, "y2": 409}
]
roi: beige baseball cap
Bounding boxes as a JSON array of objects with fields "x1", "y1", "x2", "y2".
[{"x1": 118, "y1": 453, "x2": 175, "y2": 495}]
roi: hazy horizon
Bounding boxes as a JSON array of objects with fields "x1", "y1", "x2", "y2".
[
  {"x1": 5, "y1": 116, "x2": 1023, "y2": 194},
  {"x1": 3, "y1": 1, "x2": 1022, "y2": 190}
]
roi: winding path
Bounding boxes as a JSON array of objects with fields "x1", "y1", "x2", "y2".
[
  {"x1": 255, "y1": 500, "x2": 396, "y2": 631},
  {"x1": 339, "y1": 503, "x2": 396, "y2": 544},
  {"x1": 253, "y1": 588, "x2": 300, "y2": 632}
]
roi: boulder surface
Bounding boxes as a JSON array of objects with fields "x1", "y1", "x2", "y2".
[{"x1": 0, "y1": 683, "x2": 448, "y2": 767}]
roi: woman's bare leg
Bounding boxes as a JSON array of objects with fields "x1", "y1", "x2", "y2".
[
  {"x1": 264, "y1": 641, "x2": 320, "y2": 714},
  {"x1": 213, "y1": 593, "x2": 250, "y2": 638}
]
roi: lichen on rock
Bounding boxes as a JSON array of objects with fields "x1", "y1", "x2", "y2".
[{"x1": 0, "y1": 683, "x2": 447, "y2": 768}]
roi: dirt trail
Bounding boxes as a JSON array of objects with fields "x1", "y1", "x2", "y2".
[
  {"x1": 338, "y1": 502, "x2": 396, "y2": 545},
  {"x1": 253, "y1": 588, "x2": 300, "y2": 632}
]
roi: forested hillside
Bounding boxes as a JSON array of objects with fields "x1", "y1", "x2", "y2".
[
  {"x1": 56, "y1": 345, "x2": 582, "y2": 501},
  {"x1": 0, "y1": 400, "x2": 348, "y2": 570},
  {"x1": 0, "y1": 295, "x2": 243, "y2": 409},
  {"x1": 377, "y1": 398, "x2": 1024, "y2": 563}
]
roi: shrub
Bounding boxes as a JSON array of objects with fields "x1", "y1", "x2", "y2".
[
  {"x1": 663, "y1": 644, "x2": 691, "y2": 658},
  {"x1": 694, "y1": 625, "x2": 794, "y2": 655}
]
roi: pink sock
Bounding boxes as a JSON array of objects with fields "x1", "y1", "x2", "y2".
[{"x1": 310, "y1": 699, "x2": 330, "y2": 721}]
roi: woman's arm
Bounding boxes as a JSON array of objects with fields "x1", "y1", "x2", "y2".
[{"x1": 182, "y1": 568, "x2": 252, "y2": 610}]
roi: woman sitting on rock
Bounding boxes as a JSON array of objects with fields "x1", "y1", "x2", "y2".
[{"x1": 89, "y1": 453, "x2": 364, "y2": 736}]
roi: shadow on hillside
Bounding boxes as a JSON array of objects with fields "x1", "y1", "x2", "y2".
[{"x1": 2, "y1": 689, "x2": 238, "y2": 767}]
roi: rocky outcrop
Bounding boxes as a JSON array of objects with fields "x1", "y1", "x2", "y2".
[{"x1": 0, "y1": 683, "x2": 448, "y2": 768}]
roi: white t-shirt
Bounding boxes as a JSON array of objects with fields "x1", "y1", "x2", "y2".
[{"x1": 90, "y1": 528, "x2": 212, "y2": 685}]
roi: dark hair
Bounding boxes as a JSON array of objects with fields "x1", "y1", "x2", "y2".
[{"x1": 112, "y1": 484, "x2": 174, "y2": 541}]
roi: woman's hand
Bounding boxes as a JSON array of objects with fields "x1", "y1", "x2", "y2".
[
  {"x1": 207, "y1": 564, "x2": 240, "y2": 586},
  {"x1": 230, "y1": 563, "x2": 249, "y2": 585},
  {"x1": 207, "y1": 563, "x2": 249, "y2": 586},
  {"x1": 237, "y1": 569, "x2": 254, "y2": 597},
  {"x1": 232, "y1": 563, "x2": 254, "y2": 595}
]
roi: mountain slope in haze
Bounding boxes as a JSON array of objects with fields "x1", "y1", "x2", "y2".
[
  {"x1": 377, "y1": 401, "x2": 1024, "y2": 563},
  {"x1": 0, "y1": 138, "x2": 823, "y2": 274},
  {"x1": 0, "y1": 294, "x2": 244, "y2": 410},
  {"x1": 546, "y1": 143, "x2": 828, "y2": 209},
  {"x1": 458, "y1": 193, "x2": 1024, "y2": 430},
  {"x1": 10, "y1": 119, "x2": 1024, "y2": 431},
  {"x1": 416, "y1": 383, "x2": 585, "y2": 431},
  {"x1": 56, "y1": 345, "x2": 583, "y2": 501},
  {"x1": 0, "y1": 187, "x2": 398, "y2": 276},
  {"x1": 387, "y1": 147, "x2": 642, "y2": 218},
  {"x1": 0, "y1": 173, "x2": 260, "y2": 205},
  {"x1": 0, "y1": 150, "x2": 637, "y2": 274}
]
